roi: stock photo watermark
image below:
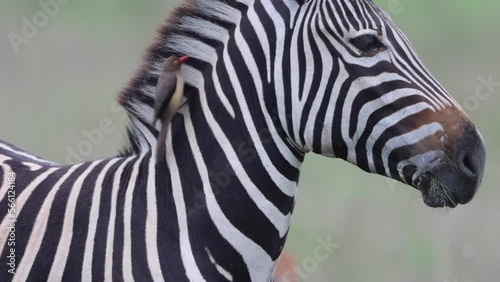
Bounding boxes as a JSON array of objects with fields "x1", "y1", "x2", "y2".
[
  {"x1": 463, "y1": 74, "x2": 499, "y2": 113},
  {"x1": 386, "y1": 0, "x2": 414, "y2": 15},
  {"x1": 6, "y1": 171, "x2": 17, "y2": 275},
  {"x1": 7, "y1": 0, "x2": 72, "y2": 54},
  {"x1": 65, "y1": 101, "x2": 127, "y2": 164}
]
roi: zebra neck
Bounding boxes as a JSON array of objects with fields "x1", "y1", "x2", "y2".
[
  {"x1": 118, "y1": 0, "x2": 302, "y2": 156},
  {"x1": 145, "y1": 3, "x2": 307, "y2": 278},
  {"x1": 153, "y1": 105, "x2": 302, "y2": 280},
  {"x1": 118, "y1": 1, "x2": 307, "y2": 271}
]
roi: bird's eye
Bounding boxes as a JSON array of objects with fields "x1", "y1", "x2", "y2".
[{"x1": 350, "y1": 34, "x2": 385, "y2": 54}]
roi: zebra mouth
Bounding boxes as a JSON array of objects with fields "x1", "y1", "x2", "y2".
[
  {"x1": 418, "y1": 172, "x2": 458, "y2": 208},
  {"x1": 414, "y1": 124, "x2": 485, "y2": 209}
]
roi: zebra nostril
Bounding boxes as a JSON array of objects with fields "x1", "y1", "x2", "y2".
[
  {"x1": 454, "y1": 123, "x2": 486, "y2": 183},
  {"x1": 461, "y1": 155, "x2": 475, "y2": 176},
  {"x1": 456, "y1": 139, "x2": 486, "y2": 184},
  {"x1": 457, "y1": 150, "x2": 483, "y2": 180}
]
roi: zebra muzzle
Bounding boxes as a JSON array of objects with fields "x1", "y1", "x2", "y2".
[{"x1": 417, "y1": 123, "x2": 486, "y2": 208}]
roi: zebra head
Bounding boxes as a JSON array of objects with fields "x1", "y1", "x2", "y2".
[{"x1": 289, "y1": 0, "x2": 485, "y2": 207}]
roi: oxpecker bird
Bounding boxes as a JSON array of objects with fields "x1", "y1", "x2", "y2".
[{"x1": 154, "y1": 55, "x2": 188, "y2": 159}]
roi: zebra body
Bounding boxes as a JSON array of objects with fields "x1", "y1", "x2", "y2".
[
  {"x1": 2, "y1": 137, "x2": 282, "y2": 281},
  {"x1": 0, "y1": 0, "x2": 486, "y2": 281}
]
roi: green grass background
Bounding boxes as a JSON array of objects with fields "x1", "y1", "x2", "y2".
[{"x1": 1, "y1": 1, "x2": 499, "y2": 281}]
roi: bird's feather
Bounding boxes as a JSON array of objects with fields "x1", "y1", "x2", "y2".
[{"x1": 154, "y1": 73, "x2": 178, "y2": 120}]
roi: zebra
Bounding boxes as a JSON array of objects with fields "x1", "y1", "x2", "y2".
[{"x1": 0, "y1": 0, "x2": 486, "y2": 281}]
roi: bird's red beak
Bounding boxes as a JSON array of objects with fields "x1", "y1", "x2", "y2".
[{"x1": 179, "y1": 56, "x2": 189, "y2": 64}]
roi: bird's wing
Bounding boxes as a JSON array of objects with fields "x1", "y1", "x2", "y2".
[{"x1": 154, "y1": 73, "x2": 177, "y2": 120}]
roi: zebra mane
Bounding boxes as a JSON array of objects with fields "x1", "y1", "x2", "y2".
[
  {"x1": 114, "y1": 1, "x2": 240, "y2": 155},
  {"x1": 118, "y1": 0, "x2": 230, "y2": 155},
  {"x1": 117, "y1": 0, "x2": 307, "y2": 156}
]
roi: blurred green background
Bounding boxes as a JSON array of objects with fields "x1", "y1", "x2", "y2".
[{"x1": 1, "y1": 1, "x2": 499, "y2": 281}]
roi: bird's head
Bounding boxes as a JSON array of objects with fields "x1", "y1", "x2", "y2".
[{"x1": 163, "y1": 55, "x2": 189, "y2": 72}]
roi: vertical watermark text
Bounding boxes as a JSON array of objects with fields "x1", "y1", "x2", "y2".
[{"x1": 6, "y1": 172, "x2": 17, "y2": 275}]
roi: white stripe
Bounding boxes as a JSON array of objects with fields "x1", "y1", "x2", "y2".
[
  {"x1": 328, "y1": 1, "x2": 349, "y2": 32},
  {"x1": 342, "y1": 73, "x2": 410, "y2": 163},
  {"x1": 132, "y1": 117, "x2": 158, "y2": 151},
  {"x1": 0, "y1": 154, "x2": 13, "y2": 202},
  {"x1": 262, "y1": 0, "x2": 293, "y2": 141},
  {"x1": 176, "y1": 17, "x2": 236, "y2": 118},
  {"x1": 212, "y1": 67, "x2": 237, "y2": 119},
  {"x1": 247, "y1": 6, "x2": 272, "y2": 83},
  {"x1": 396, "y1": 151, "x2": 443, "y2": 183},
  {"x1": 184, "y1": 111, "x2": 274, "y2": 282},
  {"x1": 122, "y1": 154, "x2": 146, "y2": 282},
  {"x1": 320, "y1": 60, "x2": 349, "y2": 157},
  {"x1": 21, "y1": 162, "x2": 43, "y2": 171},
  {"x1": 245, "y1": 1, "x2": 302, "y2": 164},
  {"x1": 47, "y1": 161, "x2": 102, "y2": 281},
  {"x1": 194, "y1": 0, "x2": 242, "y2": 24},
  {"x1": 206, "y1": 247, "x2": 233, "y2": 281},
  {"x1": 14, "y1": 165, "x2": 81, "y2": 282},
  {"x1": 178, "y1": 16, "x2": 229, "y2": 42},
  {"x1": 358, "y1": 0, "x2": 377, "y2": 28},
  {"x1": 374, "y1": 16, "x2": 448, "y2": 109},
  {"x1": 303, "y1": 10, "x2": 334, "y2": 153},
  {"x1": 282, "y1": 0, "x2": 300, "y2": 24},
  {"x1": 229, "y1": 30, "x2": 300, "y2": 194},
  {"x1": 140, "y1": 84, "x2": 157, "y2": 99},
  {"x1": 354, "y1": 93, "x2": 434, "y2": 145},
  {"x1": 381, "y1": 122, "x2": 444, "y2": 176},
  {"x1": 322, "y1": 1, "x2": 393, "y2": 68},
  {"x1": 145, "y1": 154, "x2": 165, "y2": 282},
  {"x1": 104, "y1": 157, "x2": 134, "y2": 282},
  {"x1": 337, "y1": 0, "x2": 356, "y2": 33},
  {"x1": 295, "y1": 2, "x2": 316, "y2": 114},
  {"x1": 0, "y1": 142, "x2": 54, "y2": 165},
  {"x1": 166, "y1": 35, "x2": 218, "y2": 65},
  {"x1": 345, "y1": 0, "x2": 364, "y2": 31},
  {"x1": 81, "y1": 159, "x2": 121, "y2": 281},
  {"x1": 0, "y1": 167, "x2": 58, "y2": 255},
  {"x1": 129, "y1": 100, "x2": 155, "y2": 124},
  {"x1": 364, "y1": 102, "x2": 435, "y2": 172},
  {"x1": 196, "y1": 77, "x2": 292, "y2": 237},
  {"x1": 289, "y1": 6, "x2": 309, "y2": 145},
  {"x1": 378, "y1": 12, "x2": 457, "y2": 107},
  {"x1": 167, "y1": 122, "x2": 207, "y2": 282},
  {"x1": 235, "y1": 0, "x2": 253, "y2": 6}
]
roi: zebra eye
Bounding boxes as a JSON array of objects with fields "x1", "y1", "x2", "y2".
[{"x1": 350, "y1": 34, "x2": 385, "y2": 54}]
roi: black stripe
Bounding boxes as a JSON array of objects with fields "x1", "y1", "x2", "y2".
[
  {"x1": 63, "y1": 160, "x2": 108, "y2": 280},
  {"x1": 154, "y1": 150, "x2": 188, "y2": 282},
  {"x1": 0, "y1": 167, "x2": 68, "y2": 278},
  {"x1": 130, "y1": 153, "x2": 153, "y2": 281},
  {"x1": 92, "y1": 159, "x2": 128, "y2": 282},
  {"x1": 112, "y1": 157, "x2": 138, "y2": 281},
  {"x1": 28, "y1": 163, "x2": 90, "y2": 281}
]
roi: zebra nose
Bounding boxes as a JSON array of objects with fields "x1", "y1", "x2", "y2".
[
  {"x1": 454, "y1": 124, "x2": 486, "y2": 202},
  {"x1": 457, "y1": 145, "x2": 484, "y2": 179}
]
